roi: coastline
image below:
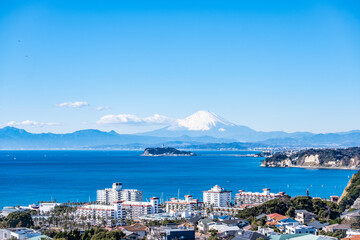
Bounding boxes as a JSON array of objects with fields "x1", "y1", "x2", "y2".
[{"x1": 261, "y1": 164, "x2": 359, "y2": 170}]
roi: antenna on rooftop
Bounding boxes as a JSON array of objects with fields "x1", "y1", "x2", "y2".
[{"x1": 178, "y1": 188, "x2": 180, "y2": 200}]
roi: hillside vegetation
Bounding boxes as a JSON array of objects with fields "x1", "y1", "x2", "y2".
[
  {"x1": 236, "y1": 196, "x2": 341, "y2": 221},
  {"x1": 339, "y1": 171, "x2": 360, "y2": 211},
  {"x1": 262, "y1": 147, "x2": 360, "y2": 169}
]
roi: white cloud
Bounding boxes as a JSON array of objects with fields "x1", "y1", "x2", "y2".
[
  {"x1": 7, "y1": 120, "x2": 60, "y2": 127},
  {"x1": 94, "y1": 106, "x2": 110, "y2": 111},
  {"x1": 97, "y1": 113, "x2": 171, "y2": 125},
  {"x1": 56, "y1": 101, "x2": 89, "y2": 108},
  {"x1": 143, "y1": 114, "x2": 170, "y2": 124}
]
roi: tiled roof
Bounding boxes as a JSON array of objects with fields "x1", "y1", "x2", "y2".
[
  {"x1": 267, "y1": 213, "x2": 288, "y2": 221},
  {"x1": 342, "y1": 236, "x2": 360, "y2": 240},
  {"x1": 121, "y1": 223, "x2": 148, "y2": 232},
  {"x1": 266, "y1": 221, "x2": 279, "y2": 226}
]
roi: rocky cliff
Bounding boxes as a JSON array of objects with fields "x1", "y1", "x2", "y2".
[{"x1": 261, "y1": 147, "x2": 360, "y2": 169}]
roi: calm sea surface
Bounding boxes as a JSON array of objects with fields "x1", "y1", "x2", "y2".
[{"x1": 0, "y1": 150, "x2": 356, "y2": 207}]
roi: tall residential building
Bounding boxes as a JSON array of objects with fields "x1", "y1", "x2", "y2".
[
  {"x1": 235, "y1": 188, "x2": 285, "y2": 205},
  {"x1": 165, "y1": 195, "x2": 203, "y2": 213},
  {"x1": 97, "y1": 182, "x2": 143, "y2": 204},
  {"x1": 203, "y1": 185, "x2": 232, "y2": 207},
  {"x1": 76, "y1": 201, "x2": 125, "y2": 225},
  {"x1": 122, "y1": 197, "x2": 159, "y2": 219}
]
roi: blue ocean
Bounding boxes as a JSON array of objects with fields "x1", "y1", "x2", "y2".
[{"x1": 0, "y1": 150, "x2": 356, "y2": 208}]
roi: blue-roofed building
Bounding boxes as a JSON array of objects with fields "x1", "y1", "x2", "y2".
[
  {"x1": 219, "y1": 215, "x2": 230, "y2": 220},
  {"x1": 279, "y1": 218, "x2": 299, "y2": 223}
]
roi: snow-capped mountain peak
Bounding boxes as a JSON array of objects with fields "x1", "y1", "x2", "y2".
[{"x1": 174, "y1": 110, "x2": 235, "y2": 131}]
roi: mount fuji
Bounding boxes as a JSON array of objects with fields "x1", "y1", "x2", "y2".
[
  {"x1": 1, "y1": 110, "x2": 360, "y2": 149},
  {"x1": 142, "y1": 110, "x2": 312, "y2": 142}
]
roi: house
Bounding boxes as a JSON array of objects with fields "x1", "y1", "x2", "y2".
[
  {"x1": 209, "y1": 224, "x2": 240, "y2": 237},
  {"x1": 122, "y1": 230, "x2": 140, "y2": 240},
  {"x1": 276, "y1": 219, "x2": 300, "y2": 232},
  {"x1": 267, "y1": 221, "x2": 280, "y2": 227},
  {"x1": 118, "y1": 223, "x2": 148, "y2": 238},
  {"x1": 218, "y1": 215, "x2": 231, "y2": 221},
  {"x1": 307, "y1": 221, "x2": 329, "y2": 230},
  {"x1": 197, "y1": 218, "x2": 216, "y2": 233},
  {"x1": 267, "y1": 213, "x2": 288, "y2": 222},
  {"x1": 279, "y1": 218, "x2": 299, "y2": 224},
  {"x1": 323, "y1": 224, "x2": 351, "y2": 233},
  {"x1": 243, "y1": 225, "x2": 257, "y2": 231},
  {"x1": 284, "y1": 224, "x2": 316, "y2": 235},
  {"x1": 0, "y1": 228, "x2": 42, "y2": 240},
  {"x1": 343, "y1": 236, "x2": 360, "y2": 240},
  {"x1": 221, "y1": 219, "x2": 249, "y2": 228},
  {"x1": 233, "y1": 230, "x2": 270, "y2": 240},
  {"x1": 295, "y1": 210, "x2": 316, "y2": 224},
  {"x1": 258, "y1": 227, "x2": 281, "y2": 237},
  {"x1": 187, "y1": 214, "x2": 201, "y2": 226}
]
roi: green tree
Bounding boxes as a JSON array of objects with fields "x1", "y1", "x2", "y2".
[
  {"x1": 208, "y1": 229, "x2": 220, "y2": 240},
  {"x1": 2, "y1": 211, "x2": 34, "y2": 228}
]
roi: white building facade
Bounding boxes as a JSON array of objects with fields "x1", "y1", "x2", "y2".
[
  {"x1": 235, "y1": 188, "x2": 285, "y2": 205},
  {"x1": 285, "y1": 224, "x2": 316, "y2": 234},
  {"x1": 165, "y1": 195, "x2": 203, "y2": 213},
  {"x1": 76, "y1": 201, "x2": 125, "y2": 225},
  {"x1": 97, "y1": 182, "x2": 143, "y2": 204},
  {"x1": 39, "y1": 202, "x2": 62, "y2": 214},
  {"x1": 203, "y1": 185, "x2": 232, "y2": 207},
  {"x1": 122, "y1": 197, "x2": 159, "y2": 219},
  {"x1": 0, "y1": 228, "x2": 41, "y2": 240}
]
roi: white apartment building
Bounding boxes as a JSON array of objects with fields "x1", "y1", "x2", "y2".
[
  {"x1": 235, "y1": 188, "x2": 285, "y2": 205},
  {"x1": 39, "y1": 202, "x2": 62, "y2": 214},
  {"x1": 165, "y1": 195, "x2": 203, "y2": 213},
  {"x1": 122, "y1": 197, "x2": 159, "y2": 219},
  {"x1": 203, "y1": 185, "x2": 232, "y2": 207},
  {"x1": 97, "y1": 182, "x2": 143, "y2": 204},
  {"x1": 76, "y1": 201, "x2": 125, "y2": 225}
]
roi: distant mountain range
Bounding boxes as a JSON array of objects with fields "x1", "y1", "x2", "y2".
[{"x1": 1, "y1": 110, "x2": 360, "y2": 149}]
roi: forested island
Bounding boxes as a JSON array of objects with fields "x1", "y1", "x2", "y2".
[
  {"x1": 261, "y1": 147, "x2": 360, "y2": 169},
  {"x1": 141, "y1": 147, "x2": 196, "y2": 156}
]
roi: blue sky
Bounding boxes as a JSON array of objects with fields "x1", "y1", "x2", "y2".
[{"x1": 0, "y1": 0, "x2": 359, "y2": 133}]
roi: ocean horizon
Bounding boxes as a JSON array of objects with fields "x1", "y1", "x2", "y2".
[{"x1": 0, "y1": 150, "x2": 356, "y2": 208}]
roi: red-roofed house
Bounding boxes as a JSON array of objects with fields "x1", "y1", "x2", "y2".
[{"x1": 266, "y1": 213, "x2": 288, "y2": 222}]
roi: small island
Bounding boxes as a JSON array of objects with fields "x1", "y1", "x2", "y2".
[{"x1": 141, "y1": 147, "x2": 197, "y2": 156}]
